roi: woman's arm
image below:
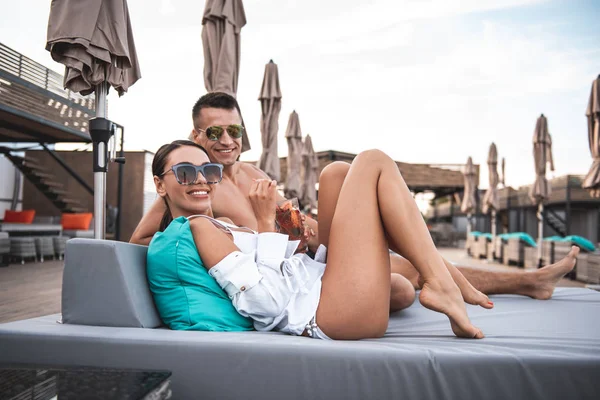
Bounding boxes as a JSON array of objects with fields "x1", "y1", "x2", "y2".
[{"x1": 189, "y1": 218, "x2": 239, "y2": 269}]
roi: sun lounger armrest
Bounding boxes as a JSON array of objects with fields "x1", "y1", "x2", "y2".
[{"x1": 62, "y1": 238, "x2": 161, "y2": 328}]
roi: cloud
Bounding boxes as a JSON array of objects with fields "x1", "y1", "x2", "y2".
[
  {"x1": 0, "y1": 0, "x2": 595, "y2": 190},
  {"x1": 160, "y1": 0, "x2": 176, "y2": 15}
]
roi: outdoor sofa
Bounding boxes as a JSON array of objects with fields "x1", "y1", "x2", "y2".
[{"x1": 0, "y1": 239, "x2": 599, "y2": 399}]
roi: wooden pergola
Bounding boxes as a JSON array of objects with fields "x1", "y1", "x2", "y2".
[{"x1": 277, "y1": 150, "x2": 479, "y2": 198}]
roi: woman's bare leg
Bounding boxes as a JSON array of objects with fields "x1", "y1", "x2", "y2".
[
  {"x1": 317, "y1": 162, "x2": 416, "y2": 313},
  {"x1": 316, "y1": 150, "x2": 483, "y2": 339},
  {"x1": 390, "y1": 273, "x2": 416, "y2": 312},
  {"x1": 317, "y1": 162, "x2": 490, "y2": 309}
]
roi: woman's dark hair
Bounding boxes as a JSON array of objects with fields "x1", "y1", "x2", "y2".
[{"x1": 153, "y1": 140, "x2": 209, "y2": 231}]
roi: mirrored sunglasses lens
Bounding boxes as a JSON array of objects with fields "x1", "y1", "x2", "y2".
[
  {"x1": 206, "y1": 126, "x2": 224, "y2": 140},
  {"x1": 226, "y1": 125, "x2": 244, "y2": 138},
  {"x1": 175, "y1": 165, "x2": 197, "y2": 184},
  {"x1": 202, "y1": 165, "x2": 222, "y2": 183}
]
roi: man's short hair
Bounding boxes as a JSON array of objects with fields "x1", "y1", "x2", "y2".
[{"x1": 191, "y1": 92, "x2": 241, "y2": 127}]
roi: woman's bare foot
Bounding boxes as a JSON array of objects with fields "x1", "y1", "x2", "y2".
[
  {"x1": 446, "y1": 263, "x2": 494, "y2": 309},
  {"x1": 524, "y1": 246, "x2": 580, "y2": 300},
  {"x1": 418, "y1": 264, "x2": 494, "y2": 310},
  {"x1": 419, "y1": 279, "x2": 485, "y2": 339}
]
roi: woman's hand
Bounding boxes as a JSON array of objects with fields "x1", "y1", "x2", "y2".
[{"x1": 249, "y1": 179, "x2": 277, "y2": 232}]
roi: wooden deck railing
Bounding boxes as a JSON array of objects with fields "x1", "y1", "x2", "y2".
[
  {"x1": 0, "y1": 42, "x2": 95, "y2": 110},
  {"x1": 0, "y1": 42, "x2": 96, "y2": 139}
]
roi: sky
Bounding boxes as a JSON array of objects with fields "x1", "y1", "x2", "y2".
[{"x1": 1, "y1": 0, "x2": 599, "y2": 189}]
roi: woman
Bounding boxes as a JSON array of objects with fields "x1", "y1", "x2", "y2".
[{"x1": 148, "y1": 140, "x2": 484, "y2": 340}]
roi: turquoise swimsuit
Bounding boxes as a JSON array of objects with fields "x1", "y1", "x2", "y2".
[{"x1": 146, "y1": 216, "x2": 253, "y2": 331}]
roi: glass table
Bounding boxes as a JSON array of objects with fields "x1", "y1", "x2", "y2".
[{"x1": 0, "y1": 365, "x2": 171, "y2": 400}]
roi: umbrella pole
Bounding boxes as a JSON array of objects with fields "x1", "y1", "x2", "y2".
[
  {"x1": 537, "y1": 203, "x2": 544, "y2": 268},
  {"x1": 466, "y1": 213, "x2": 471, "y2": 238},
  {"x1": 489, "y1": 210, "x2": 496, "y2": 261},
  {"x1": 90, "y1": 82, "x2": 114, "y2": 240}
]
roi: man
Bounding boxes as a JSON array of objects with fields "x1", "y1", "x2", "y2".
[{"x1": 130, "y1": 92, "x2": 577, "y2": 310}]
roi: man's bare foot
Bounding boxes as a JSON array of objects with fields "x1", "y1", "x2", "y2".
[
  {"x1": 525, "y1": 246, "x2": 580, "y2": 300},
  {"x1": 419, "y1": 279, "x2": 485, "y2": 339}
]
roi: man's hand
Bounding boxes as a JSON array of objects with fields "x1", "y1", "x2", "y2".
[
  {"x1": 249, "y1": 179, "x2": 277, "y2": 232},
  {"x1": 303, "y1": 215, "x2": 319, "y2": 252}
]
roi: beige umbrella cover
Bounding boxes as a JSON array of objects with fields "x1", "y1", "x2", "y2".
[
  {"x1": 202, "y1": 0, "x2": 246, "y2": 96},
  {"x1": 583, "y1": 76, "x2": 600, "y2": 197},
  {"x1": 202, "y1": 0, "x2": 249, "y2": 152},
  {"x1": 284, "y1": 110, "x2": 303, "y2": 199},
  {"x1": 46, "y1": 0, "x2": 141, "y2": 96},
  {"x1": 301, "y1": 134, "x2": 318, "y2": 211},
  {"x1": 529, "y1": 114, "x2": 555, "y2": 205},
  {"x1": 257, "y1": 60, "x2": 282, "y2": 181},
  {"x1": 482, "y1": 143, "x2": 499, "y2": 214},
  {"x1": 461, "y1": 156, "x2": 477, "y2": 214},
  {"x1": 501, "y1": 157, "x2": 506, "y2": 186}
]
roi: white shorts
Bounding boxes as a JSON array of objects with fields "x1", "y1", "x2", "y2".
[
  {"x1": 209, "y1": 250, "x2": 325, "y2": 335},
  {"x1": 305, "y1": 316, "x2": 332, "y2": 340}
]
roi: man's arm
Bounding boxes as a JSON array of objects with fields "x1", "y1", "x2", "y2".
[{"x1": 129, "y1": 198, "x2": 166, "y2": 245}]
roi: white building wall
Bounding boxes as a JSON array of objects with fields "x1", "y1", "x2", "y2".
[
  {"x1": 143, "y1": 152, "x2": 156, "y2": 216},
  {"x1": 0, "y1": 150, "x2": 23, "y2": 216}
]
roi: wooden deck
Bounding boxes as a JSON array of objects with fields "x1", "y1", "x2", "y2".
[
  {"x1": 0, "y1": 249, "x2": 585, "y2": 324},
  {"x1": 0, "y1": 259, "x2": 63, "y2": 323}
]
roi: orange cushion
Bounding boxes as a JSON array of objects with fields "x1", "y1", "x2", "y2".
[
  {"x1": 4, "y1": 210, "x2": 36, "y2": 224},
  {"x1": 61, "y1": 213, "x2": 93, "y2": 230}
]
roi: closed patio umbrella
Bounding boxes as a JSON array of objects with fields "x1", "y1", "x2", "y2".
[
  {"x1": 46, "y1": 0, "x2": 141, "y2": 96},
  {"x1": 461, "y1": 156, "x2": 477, "y2": 236},
  {"x1": 482, "y1": 143, "x2": 499, "y2": 260},
  {"x1": 284, "y1": 110, "x2": 303, "y2": 199},
  {"x1": 301, "y1": 134, "x2": 318, "y2": 212},
  {"x1": 202, "y1": 0, "x2": 246, "y2": 96},
  {"x1": 482, "y1": 143, "x2": 499, "y2": 215},
  {"x1": 201, "y1": 0, "x2": 250, "y2": 152},
  {"x1": 529, "y1": 114, "x2": 554, "y2": 266},
  {"x1": 257, "y1": 60, "x2": 282, "y2": 181},
  {"x1": 583, "y1": 75, "x2": 600, "y2": 197},
  {"x1": 501, "y1": 157, "x2": 506, "y2": 186},
  {"x1": 46, "y1": 0, "x2": 140, "y2": 239}
]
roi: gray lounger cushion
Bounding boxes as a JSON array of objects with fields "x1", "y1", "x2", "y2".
[
  {"x1": 62, "y1": 239, "x2": 161, "y2": 328},
  {"x1": 1, "y1": 288, "x2": 599, "y2": 400}
]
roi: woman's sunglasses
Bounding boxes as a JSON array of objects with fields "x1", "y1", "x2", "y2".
[
  {"x1": 197, "y1": 124, "x2": 245, "y2": 141},
  {"x1": 161, "y1": 162, "x2": 223, "y2": 185}
]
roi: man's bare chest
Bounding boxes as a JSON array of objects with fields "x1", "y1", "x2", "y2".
[{"x1": 211, "y1": 182, "x2": 258, "y2": 230}]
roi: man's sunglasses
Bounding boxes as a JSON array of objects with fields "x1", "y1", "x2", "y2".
[
  {"x1": 160, "y1": 162, "x2": 223, "y2": 185},
  {"x1": 197, "y1": 124, "x2": 245, "y2": 141}
]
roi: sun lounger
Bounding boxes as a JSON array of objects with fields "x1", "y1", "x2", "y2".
[
  {"x1": 542, "y1": 240, "x2": 555, "y2": 265},
  {"x1": 506, "y1": 237, "x2": 527, "y2": 267},
  {"x1": 524, "y1": 246, "x2": 538, "y2": 269},
  {"x1": 493, "y1": 236, "x2": 504, "y2": 260},
  {"x1": 1, "y1": 239, "x2": 599, "y2": 399},
  {"x1": 473, "y1": 235, "x2": 492, "y2": 259},
  {"x1": 8, "y1": 237, "x2": 37, "y2": 264},
  {"x1": 52, "y1": 236, "x2": 68, "y2": 260},
  {"x1": 584, "y1": 253, "x2": 600, "y2": 284},
  {"x1": 465, "y1": 234, "x2": 475, "y2": 255},
  {"x1": 33, "y1": 237, "x2": 55, "y2": 262}
]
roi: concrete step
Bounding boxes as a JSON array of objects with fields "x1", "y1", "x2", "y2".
[
  {"x1": 58, "y1": 197, "x2": 83, "y2": 206},
  {"x1": 67, "y1": 207, "x2": 89, "y2": 213},
  {"x1": 29, "y1": 171, "x2": 55, "y2": 180},
  {"x1": 47, "y1": 188, "x2": 68, "y2": 197},
  {"x1": 39, "y1": 180, "x2": 64, "y2": 189}
]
